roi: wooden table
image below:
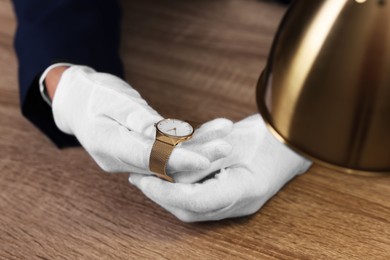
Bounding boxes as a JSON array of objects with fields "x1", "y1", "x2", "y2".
[{"x1": 1, "y1": 0, "x2": 389, "y2": 259}]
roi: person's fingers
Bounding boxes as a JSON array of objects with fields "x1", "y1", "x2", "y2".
[
  {"x1": 105, "y1": 123, "x2": 215, "y2": 174},
  {"x1": 92, "y1": 117, "x2": 223, "y2": 174},
  {"x1": 171, "y1": 167, "x2": 217, "y2": 184},
  {"x1": 85, "y1": 72, "x2": 163, "y2": 136},
  {"x1": 167, "y1": 148, "x2": 210, "y2": 172},
  {"x1": 146, "y1": 198, "x2": 236, "y2": 222},
  {"x1": 167, "y1": 138, "x2": 232, "y2": 174},
  {"x1": 87, "y1": 121, "x2": 154, "y2": 173},
  {"x1": 190, "y1": 139, "x2": 232, "y2": 162},
  {"x1": 130, "y1": 172, "x2": 228, "y2": 213},
  {"x1": 167, "y1": 118, "x2": 233, "y2": 179},
  {"x1": 130, "y1": 166, "x2": 275, "y2": 222},
  {"x1": 186, "y1": 118, "x2": 233, "y2": 144},
  {"x1": 170, "y1": 137, "x2": 233, "y2": 183},
  {"x1": 100, "y1": 95, "x2": 162, "y2": 138},
  {"x1": 130, "y1": 168, "x2": 260, "y2": 214},
  {"x1": 129, "y1": 169, "x2": 251, "y2": 222},
  {"x1": 159, "y1": 195, "x2": 264, "y2": 222},
  {"x1": 177, "y1": 138, "x2": 232, "y2": 166}
]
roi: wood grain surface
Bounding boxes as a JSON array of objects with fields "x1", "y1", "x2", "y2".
[{"x1": 1, "y1": 0, "x2": 389, "y2": 259}]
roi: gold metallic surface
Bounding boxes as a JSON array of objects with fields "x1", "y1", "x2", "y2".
[
  {"x1": 150, "y1": 140, "x2": 176, "y2": 182},
  {"x1": 257, "y1": 0, "x2": 390, "y2": 174},
  {"x1": 149, "y1": 119, "x2": 193, "y2": 182}
]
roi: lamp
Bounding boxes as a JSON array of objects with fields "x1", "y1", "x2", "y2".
[{"x1": 256, "y1": 0, "x2": 390, "y2": 175}]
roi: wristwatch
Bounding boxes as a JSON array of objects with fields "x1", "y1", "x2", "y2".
[{"x1": 149, "y1": 119, "x2": 194, "y2": 182}]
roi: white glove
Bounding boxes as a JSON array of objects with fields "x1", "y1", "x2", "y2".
[
  {"x1": 130, "y1": 114, "x2": 312, "y2": 222},
  {"x1": 51, "y1": 65, "x2": 233, "y2": 175}
]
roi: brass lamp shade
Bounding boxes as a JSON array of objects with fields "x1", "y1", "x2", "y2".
[{"x1": 257, "y1": 0, "x2": 390, "y2": 175}]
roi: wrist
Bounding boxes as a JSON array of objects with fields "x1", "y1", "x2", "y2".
[
  {"x1": 39, "y1": 63, "x2": 73, "y2": 106},
  {"x1": 45, "y1": 66, "x2": 70, "y2": 100}
]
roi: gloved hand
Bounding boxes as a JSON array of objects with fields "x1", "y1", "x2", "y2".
[
  {"x1": 130, "y1": 114, "x2": 312, "y2": 222},
  {"x1": 50, "y1": 65, "x2": 233, "y2": 176}
]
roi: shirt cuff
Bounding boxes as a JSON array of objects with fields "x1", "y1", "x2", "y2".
[{"x1": 39, "y1": 63, "x2": 74, "y2": 106}]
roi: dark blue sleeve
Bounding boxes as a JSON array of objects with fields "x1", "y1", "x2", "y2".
[{"x1": 12, "y1": 0, "x2": 124, "y2": 148}]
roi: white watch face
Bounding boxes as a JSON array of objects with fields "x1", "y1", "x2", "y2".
[{"x1": 157, "y1": 119, "x2": 194, "y2": 137}]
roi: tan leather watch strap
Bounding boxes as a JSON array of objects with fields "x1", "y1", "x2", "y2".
[{"x1": 149, "y1": 140, "x2": 175, "y2": 182}]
